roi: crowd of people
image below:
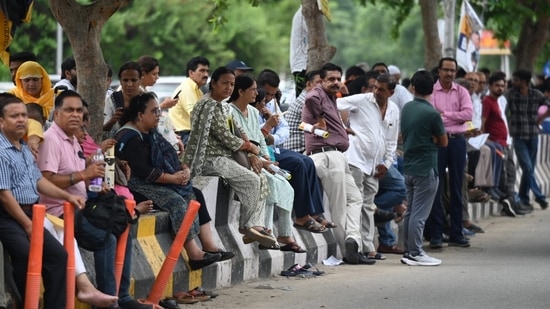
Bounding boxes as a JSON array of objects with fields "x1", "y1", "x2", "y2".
[{"x1": 1, "y1": 49, "x2": 549, "y2": 308}]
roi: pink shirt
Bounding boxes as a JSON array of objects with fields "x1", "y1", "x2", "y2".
[
  {"x1": 431, "y1": 80, "x2": 473, "y2": 134},
  {"x1": 38, "y1": 122, "x2": 87, "y2": 217},
  {"x1": 81, "y1": 134, "x2": 99, "y2": 157}
]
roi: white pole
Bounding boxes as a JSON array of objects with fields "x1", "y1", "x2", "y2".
[
  {"x1": 442, "y1": 0, "x2": 456, "y2": 58},
  {"x1": 56, "y1": 23, "x2": 63, "y2": 75}
]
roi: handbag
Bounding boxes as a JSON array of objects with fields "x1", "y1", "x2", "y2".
[
  {"x1": 75, "y1": 190, "x2": 139, "y2": 250},
  {"x1": 228, "y1": 117, "x2": 251, "y2": 169}
]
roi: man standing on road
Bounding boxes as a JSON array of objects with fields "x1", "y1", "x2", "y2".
[
  {"x1": 302, "y1": 63, "x2": 372, "y2": 265},
  {"x1": 427, "y1": 57, "x2": 473, "y2": 249},
  {"x1": 505, "y1": 69, "x2": 550, "y2": 211},
  {"x1": 169, "y1": 56, "x2": 210, "y2": 145},
  {"x1": 337, "y1": 73, "x2": 399, "y2": 260},
  {"x1": 400, "y1": 70, "x2": 448, "y2": 266}
]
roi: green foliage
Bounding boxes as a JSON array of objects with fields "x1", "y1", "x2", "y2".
[
  {"x1": 328, "y1": 0, "x2": 425, "y2": 78},
  {"x1": 101, "y1": 0, "x2": 294, "y2": 76}
]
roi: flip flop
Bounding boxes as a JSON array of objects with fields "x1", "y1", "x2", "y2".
[
  {"x1": 302, "y1": 263, "x2": 325, "y2": 276},
  {"x1": 244, "y1": 228, "x2": 277, "y2": 247},
  {"x1": 279, "y1": 242, "x2": 307, "y2": 253},
  {"x1": 259, "y1": 243, "x2": 281, "y2": 250},
  {"x1": 189, "y1": 286, "x2": 219, "y2": 299},
  {"x1": 314, "y1": 214, "x2": 337, "y2": 228},
  {"x1": 170, "y1": 292, "x2": 199, "y2": 304},
  {"x1": 293, "y1": 218, "x2": 327, "y2": 233},
  {"x1": 280, "y1": 264, "x2": 314, "y2": 277}
]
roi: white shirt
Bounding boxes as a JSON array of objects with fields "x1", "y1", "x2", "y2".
[
  {"x1": 497, "y1": 95, "x2": 513, "y2": 146},
  {"x1": 472, "y1": 92, "x2": 482, "y2": 129},
  {"x1": 390, "y1": 84, "x2": 413, "y2": 111},
  {"x1": 289, "y1": 6, "x2": 308, "y2": 73},
  {"x1": 337, "y1": 93, "x2": 397, "y2": 175},
  {"x1": 53, "y1": 79, "x2": 75, "y2": 91}
]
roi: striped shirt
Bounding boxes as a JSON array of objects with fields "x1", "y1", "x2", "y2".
[
  {"x1": 0, "y1": 133, "x2": 41, "y2": 205},
  {"x1": 284, "y1": 90, "x2": 307, "y2": 153}
]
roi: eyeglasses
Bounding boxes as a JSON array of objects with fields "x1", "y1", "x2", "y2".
[
  {"x1": 151, "y1": 108, "x2": 161, "y2": 116},
  {"x1": 466, "y1": 79, "x2": 480, "y2": 83}
]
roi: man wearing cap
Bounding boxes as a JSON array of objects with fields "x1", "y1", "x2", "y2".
[
  {"x1": 54, "y1": 56, "x2": 77, "y2": 91},
  {"x1": 226, "y1": 59, "x2": 253, "y2": 77},
  {"x1": 168, "y1": 56, "x2": 210, "y2": 145},
  {"x1": 388, "y1": 65, "x2": 401, "y2": 83}
]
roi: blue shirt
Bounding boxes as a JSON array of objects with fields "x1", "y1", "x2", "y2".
[{"x1": 0, "y1": 133, "x2": 42, "y2": 204}]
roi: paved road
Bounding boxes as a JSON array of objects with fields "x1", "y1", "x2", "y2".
[{"x1": 199, "y1": 209, "x2": 550, "y2": 309}]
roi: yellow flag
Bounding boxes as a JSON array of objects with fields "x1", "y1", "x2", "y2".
[
  {"x1": 317, "y1": 0, "x2": 331, "y2": 22},
  {"x1": 0, "y1": 9, "x2": 13, "y2": 66}
]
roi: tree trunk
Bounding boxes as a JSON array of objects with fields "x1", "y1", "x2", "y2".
[
  {"x1": 302, "y1": 0, "x2": 336, "y2": 71},
  {"x1": 419, "y1": 0, "x2": 442, "y2": 70},
  {"x1": 48, "y1": 0, "x2": 130, "y2": 142},
  {"x1": 514, "y1": 2, "x2": 550, "y2": 71}
]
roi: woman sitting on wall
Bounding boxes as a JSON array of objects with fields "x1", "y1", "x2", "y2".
[
  {"x1": 183, "y1": 66, "x2": 277, "y2": 248},
  {"x1": 115, "y1": 92, "x2": 233, "y2": 270}
]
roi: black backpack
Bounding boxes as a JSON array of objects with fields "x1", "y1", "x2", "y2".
[{"x1": 76, "y1": 190, "x2": 139, "y2": 250}]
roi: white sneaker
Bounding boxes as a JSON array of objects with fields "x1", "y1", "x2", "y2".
[{"x1": 401, "y1": 253, "x2": 441, "y2": 266}]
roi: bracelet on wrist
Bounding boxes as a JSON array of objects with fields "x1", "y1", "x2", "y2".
[
  {"x1": 247, "y1": 152, "x2": 256, "y2": 158},
  {"x1": 69, "y1": 173, "x2": 75, "y2": 185}
]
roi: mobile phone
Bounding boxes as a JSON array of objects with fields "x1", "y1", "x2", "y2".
[{"x1": 173, "y1": 90, "x2": 182, "y2": 100}]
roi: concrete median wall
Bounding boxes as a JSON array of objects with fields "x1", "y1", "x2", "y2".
[{"x1": 2, "y1": 135, "x2": 550, "y2": 308}]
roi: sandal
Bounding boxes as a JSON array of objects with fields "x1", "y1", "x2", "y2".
[
  {"x1": 279, "y1": 242, "x2": 306, "y2": 253},
  {"x1": 259, "y1": 243, "x2": 281, "y2": 250},
  {"x1": 244, "y1": 227, "x2": 277, "y2": 247},
  {"x1": 293, "y1": 218, "x2": 327, "y2": 233},
  {"x1": 171, "y1": 292, "x2": 199, "y2": 304},
  {"x1": 302, "y1": 263, "x2": 325, "y2": 276},
  {"x1": 313, "y1": 214, "x2": 337, "y2": 228},
  {"x1": 189, "y1": 286, "x2": 218, "y2": 299},
  {"x1": 280, "y1": 263, "x2": 314, "y2": 277}
]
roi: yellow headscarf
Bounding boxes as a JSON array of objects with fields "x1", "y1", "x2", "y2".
[{"x1": 11, "y1": 61, "x2": 54, "y2": 118}]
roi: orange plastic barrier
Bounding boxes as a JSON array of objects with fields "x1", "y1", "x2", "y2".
[
  {"x1": 115, "y1": 199, "x2": 135, "y2": 295},
  {"x1": 64, "y1": 201, "x2": 75, "y2": 309},
  {"x1": 24, "y1": 204, "x2": 46, "y2": 309},
  {"x1": 146, "y1": 200, "x2": 200, "y2": 304}
]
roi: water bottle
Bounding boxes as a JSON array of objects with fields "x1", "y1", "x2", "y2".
[
  {"x1": 261, "y1": 158, "x2": 292, "y2": 180},
  {"x1": 270, "y1": 164, "x2": 292, "y2": 180},
  {"x1": 88, "y1": 148, "x2": 104, "y2": 192}
]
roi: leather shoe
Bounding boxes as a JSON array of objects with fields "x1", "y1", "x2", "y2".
[
  {"x1": 189, "y1": 252, "x2": 221, "y2": 270},
  {"x1": 377, "y1": 244, "x2": 405, "y2": 254},
  {"x1": 343, "y1": 238, "x2": 375, "y2": 265},
  {"x1": 204, "y1": 249, "x2": 235, "y2": 261}
]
